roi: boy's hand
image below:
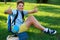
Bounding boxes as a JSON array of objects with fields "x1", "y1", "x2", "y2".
[
  {"x1": 28, "y1": 6, "x2": 38, "y2": 14},
  {"x1": 33, "y1": 6, "x2": 38, "y2": 13},
  {"x1": 5, "y1": 6, "x2": 12, "y2": 14}
]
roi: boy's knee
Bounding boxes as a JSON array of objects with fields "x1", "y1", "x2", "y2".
[{"x1": 28, "y1": 15, "x2": 34, "y2": 18}]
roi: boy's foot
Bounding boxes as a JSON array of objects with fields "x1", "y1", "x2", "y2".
[{"x1": 43, "y1": 28, "x2": 57, "y2": 35}]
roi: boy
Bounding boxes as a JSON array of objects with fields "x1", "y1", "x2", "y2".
[{"x1": 4, "y1": 1, "x2": 56, "y2": 35}]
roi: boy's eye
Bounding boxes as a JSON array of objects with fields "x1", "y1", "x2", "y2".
[{"x1": 19, "y1": 5, "x2": 23, "y2": 7}]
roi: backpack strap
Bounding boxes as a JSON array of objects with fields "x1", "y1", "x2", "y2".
[
  {"x1": 20, "y1": 11, "x2": 25, "y2": 22},
  {"x1": 12, "y1": 10, "x2": 18, "y2": 25},
  {"x1": 12, "y1": 10, "x2": 25, "y2": 25},
  {"x1": 8, "y1": 15, "x2": 11, "y2": 32}
]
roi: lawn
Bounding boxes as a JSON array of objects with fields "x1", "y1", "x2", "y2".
[{"x1": 0, "y1": 2, "x2": 60, "y2": 40}]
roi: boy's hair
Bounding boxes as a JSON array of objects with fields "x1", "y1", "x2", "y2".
[{"x1": 17, "y1": 1, "x2": 24, "y2": 5}]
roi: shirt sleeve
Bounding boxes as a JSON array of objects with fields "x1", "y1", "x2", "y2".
[
  {"x1": 12, "y1": 10, "x2": 17, "y2": 15},
  {"x1": 23, "y1": 10, "x2": 28, "y2": 15}
]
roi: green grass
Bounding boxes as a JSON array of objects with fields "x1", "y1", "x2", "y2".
[{"x1": 0, "y1": 2, "x2": 60, "y2": 40}]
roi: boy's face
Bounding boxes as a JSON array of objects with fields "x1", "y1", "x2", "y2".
[{"x1": 17, "y1": 3, "x2": 24, "y2": 11}]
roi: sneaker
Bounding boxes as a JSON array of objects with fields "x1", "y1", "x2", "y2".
[{"x1": 43, "y1": 28, "x2": 57, "y2": 35}]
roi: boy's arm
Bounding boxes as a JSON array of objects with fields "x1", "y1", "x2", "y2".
[
  {"x1": 4, "y1": 6, "x2": 12, "y2": 14},
  {"x1": 28, "y1": 6, "x2": 38, "y2": 14}
]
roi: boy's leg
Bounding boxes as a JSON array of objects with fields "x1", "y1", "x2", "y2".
[
  {"x1": 25, "y1": 15, "x2": 45, "y2": 31},
  {"x1": 20, "y1": 15, "x2": 56, "y2": 34}
]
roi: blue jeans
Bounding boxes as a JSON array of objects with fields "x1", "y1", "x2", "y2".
[{"x1": 17, "y1": 32, "x2": 28, "y2": 40}]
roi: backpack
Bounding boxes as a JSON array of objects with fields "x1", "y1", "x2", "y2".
[{"x1": 7, "y1": 10, "x2": 24, "y2": 33}]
